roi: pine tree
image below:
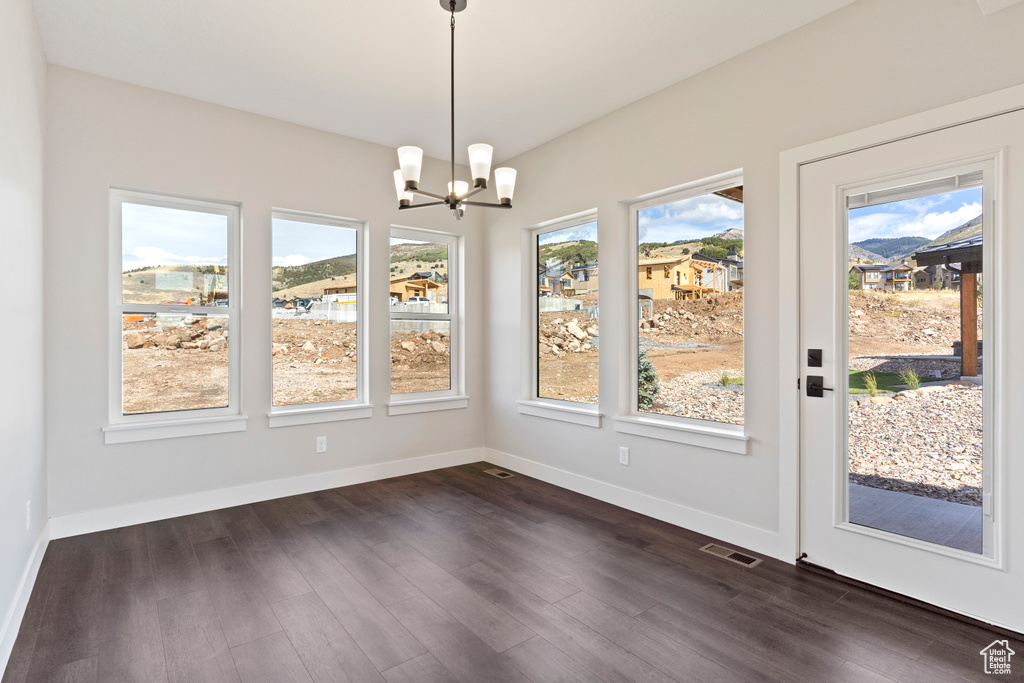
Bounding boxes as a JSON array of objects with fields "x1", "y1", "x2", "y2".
[{"x1": 638, "y1": 349, "x2": 660, "y2": 410}]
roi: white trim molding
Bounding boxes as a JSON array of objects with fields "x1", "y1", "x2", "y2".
[
  {"x1": 485, "y1": 448, "x2": 778, "y2": 557},
  {"x1": 613, "y1": 415, "x2": 748, "y2": 454},
  {"x1": 103, "y1": 414, "x2": 248, "y2": 444},
  {"x1": 268, "y1": 403, "x2": 373, "y2": 428},
  {"x1": 387, "y1": 395, "x2": 469, "y2": 416},
  {"x1": 516, "y1": 399, "x2": 603, "y2": 428},
  {"x1": 49, "y1": 447, "x2": 484, "y2": 539},
  {"x1": 0, "y1": 522, "x2": 49, "y2": 677}
]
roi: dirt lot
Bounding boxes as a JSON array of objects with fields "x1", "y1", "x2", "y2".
[{"x1": 121, "y1": 316, "x2": 451, "y2": 412}]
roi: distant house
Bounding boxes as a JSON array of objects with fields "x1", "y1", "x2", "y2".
[
  {"x1": 569, "y1": 263, "x2": 599, "y2": 294},
  {"x1": 638, "y1": 252, "x2": 732, "y2": 300},
  {"x1": 914, "y1": 263, "x2": 960, "y2": 290},
  {"x1": 849, "y1": 263, "x2": 914, "y2": 291},
  {"x1": 390, "y1": 274, "x2": 442, "y2": 302}
]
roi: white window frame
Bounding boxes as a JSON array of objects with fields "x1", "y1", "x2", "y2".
[
  {"x1": 268, "y1": 210, "x2": 371, "y2": 427},
  {"x1": 517, "y1": 210, "x2": 602, "y2": 427},
  {"x1": 614, "y1": 171, "x2": 749, "y2": 454},
  {"x1": 104, "y1": 188, "x2": 245, "y2": 444},
  {"x1": 387, "y1": 226, "x2": 465, "y2": 415}
]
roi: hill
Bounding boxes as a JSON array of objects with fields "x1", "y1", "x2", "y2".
[
  {"x1": 273, "y1": 254, "x2": 356, "y2": 292},
  {"x1": 713, "y1": 227, "x2": 744, "y2": 240},
  {"x1": 922, "y1": 214, "x2": 982, "y2": 249},
  {"x1": 848, "y1": 244, "x2": 885, "y2": 262},
  {"x1": 852, "y1": 236, "x2": 931, "y2": 261},
  {"x1": 538, "y1": 240, "x2": 598, "y2": 266}
]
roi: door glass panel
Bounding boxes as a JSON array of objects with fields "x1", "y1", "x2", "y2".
[{"x1": 846, "y1": 183, "x2": 983, "y2": 553}]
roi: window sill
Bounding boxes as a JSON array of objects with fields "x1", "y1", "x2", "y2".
[
  {"x1": 103, "y1": 414, "x2": 248, "y2": 444},
  {"x1": 613, "y1": 415, "x2": 748, "y2": 454},
  {"x1": 388, "y1": 395, "x2": 468, "y2": 416},
  {"x1": 517, "y1": 399, "x2": 602, "y2": 428},
  {"x1": 268, "y1": 403, "x2": 373, "y2": 428}
]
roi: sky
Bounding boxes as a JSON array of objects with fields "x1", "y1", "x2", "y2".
[
  {"x1": 538, "y1": 220, "x2": 598, "y2": 245},
  {"x1": 273, "y1": 218, "x2": 357, "y2": 267},
  {"x1": 637, "y1": 192, "x2": 743, "y2": 244},
  {"x1": 122, "y1": 203, "x2": 229, "y2": 271},
  {"x1": 848, "y1": 187, "x2": 981, "y2": 244}
]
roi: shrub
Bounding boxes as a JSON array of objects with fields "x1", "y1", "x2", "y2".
[
  {"x1": 863, "y1": 372, "x2": 878, "y2": 397},
  {"x1": 719, "y1": 371, "x2": 730, "y2": 387},
  {"x1": 899, "y1": 369, "x2": 921, "y2": 390},
  {"x1": 638, "y1": 349, "x2": 660, "y2": 410}
]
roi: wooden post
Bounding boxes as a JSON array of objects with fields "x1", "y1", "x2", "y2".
[{"x1": 960, "y1": 272, "x2": 978, "y2": 377}]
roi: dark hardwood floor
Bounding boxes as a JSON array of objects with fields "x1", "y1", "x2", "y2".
[{"x1": 3, "y1": 462, "x2": 1017, "y2": 682}]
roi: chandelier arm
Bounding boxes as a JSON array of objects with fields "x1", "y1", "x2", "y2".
[
  {"x1": 399, "y1": 200, "x2": 448, "y2": 210},
  {"x1": 460, "y1": 200, "x2": 513, "y2": 208},
  {"x1": 409, "y1": 188, "x2": 449, "y2": 201},
  {"x1": 456, "y1": 185, "x2": 487, "y2": 201}
]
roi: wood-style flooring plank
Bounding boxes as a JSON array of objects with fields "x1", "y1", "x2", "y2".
[
  {"x1": 230, "y1": 631, "x2": 313, "y2": 683},
  {"x1": 288, "y1": 545, "x2": 426, "y2": 672},
  {"x1": 191, "y1": 537, "x2": 282, "y2": 649},
  {"x1": 504, "y1": 635, "x2": 605, "y2": 683},
  {"x1": 146, "y1": 517, "x2": 206, "y2": 600},
  {"x1": 157, "y1": 589, "x2": 240, "y2": 683},
  {"x1": 381, "y1": 653, "x2": 458, "y2": 683},
  {"x1": 221, "y1": 508, "x2": 312, "y2": 604},
  {"x1": 372, "y1": 539, "x2": 535, "y2": 653},
  {"x1": 386, "y1": 595, "x2": 531, "y2": 683},
  {"x1": 271, "y1": 591, "x2": 384, "y2": 682}
]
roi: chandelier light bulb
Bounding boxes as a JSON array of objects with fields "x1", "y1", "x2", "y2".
[
  {"x1": 394, "y1": 170, "x2": 414, "y2": 206},
  {"x1": 494, "y1": 167, "x2": 517, "y2": 204},
  {"x1": 467, "y1": 143, "x2": 493, "y2": 187},
  {"x1": 448, "y1": 180, "x2": 469, "y2": 197},
  {"x1": 397, "y1": 146, "x2": 423, "y2": 190}
]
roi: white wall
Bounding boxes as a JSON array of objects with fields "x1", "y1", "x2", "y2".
[
  {"x1": 44, "y1": 67, "x2": 487, "y2": 524},
  {"x1": 0, "y1": 0, "x2": 48, "y2": 670},
  {"x1": 482, "y1": 0, "x2": 1024, "y2": 557}
]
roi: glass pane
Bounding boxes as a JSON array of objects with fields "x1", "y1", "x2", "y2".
[
  {"x1": 846, "y1": 185, "x2": 983, "y2": 554},
  {"x1": 122, "y1": 203, "x2": 228, "y2": 305},
  {"x1": 271, "y1": 218, "x2": 358, "y2": 406},
  {"x1": 122, "y1": 313, "x2": 229, "y2": 414},
  {"x1": 635, "y1": 186, "x2": 744, "y2": 424},
  {"x1": 537, "y1": 221, "x2": 598, "y2": 404},
  {"x1": 389, "y1": 237, "x2": 448, "y2": 312},
  {"x1": 391, "y1": 320, "x2": 451, "y2": 394}
]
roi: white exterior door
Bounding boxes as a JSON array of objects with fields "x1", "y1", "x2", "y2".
[{"x1": 798, "y1": 108, "x2": 1023, "y2": 631}]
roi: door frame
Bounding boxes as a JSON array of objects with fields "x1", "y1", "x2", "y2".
[{"x1": 778, "y1": 82, "x2": 1024, "y2": 564}]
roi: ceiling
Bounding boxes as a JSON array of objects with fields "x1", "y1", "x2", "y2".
[{"x1": 32, "y1": 0, "x2": 855, "y2": 164}]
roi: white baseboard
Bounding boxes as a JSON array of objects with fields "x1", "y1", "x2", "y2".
[
  {"x1": 49, "y1": 447, "x2": 485, "y2": 539},
  {"x1": 0, "y1": 521, "x2": 50, "y2": 677},
  {"x1": 484, "y1": 448, "x2": 780, "y2": 558}
]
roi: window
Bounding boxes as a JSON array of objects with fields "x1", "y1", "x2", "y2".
[
  {"x1": 389, "y1": 227, "x2": 462, "y2": 411},
  {"x1": 630, "y1": 175, "x2": 744, "y2": 428},
  {"x1": 646, "y1": 267, "x2": 653, "y2": 279},
  {"x1": 533, "y1": 217, "x2": 598, "y2": 407},
  {"x1": 106, "y1": 189, "x2": 243, "y2": 442},
  {"x1": 269, "y1": 211, "x2": 368, "y2": 424}
]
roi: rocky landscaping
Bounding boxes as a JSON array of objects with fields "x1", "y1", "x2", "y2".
[{"x1": 849, "y1": 383, "x2": 982, "y2": 506}]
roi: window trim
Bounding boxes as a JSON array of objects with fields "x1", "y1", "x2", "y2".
[
  {"x1": 387, "y1": 225, "x2": 464, "y2": 406},
  {"x1": 624, "y1": 171, "x2": 747, "y2": 452},
  {"x1": 268, "y1": 209, "x2": 370, "y2": 426},
  {"x1": 519, "y1": 210, "x2": 602, "y2": 425},
  {"x1": 107, "y1": 188, "x2": 244, "y2": 444}
]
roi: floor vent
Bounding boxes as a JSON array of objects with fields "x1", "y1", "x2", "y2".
[
  {"x1": 483, "y1": 468, "x2": 515, "y2": 479},
  {"x1": 699, "y1": 543, "x2": 762, "y2": 568}
]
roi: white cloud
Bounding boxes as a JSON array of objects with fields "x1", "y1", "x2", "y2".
[
  {"x1": 667, "y1": 200, "x2": 743, "y2": 223},
  {"x1": 123, "y1": 246, "x2": 228, "y2": 270},
  {"x1": 273, "y1": 254, "x2": 313, "y2": 267},
  {"x1": 849, "y1": 202, "x2": 981, "y2": 242}
]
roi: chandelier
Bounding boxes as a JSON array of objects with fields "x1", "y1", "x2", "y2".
[{"x1": 393, "y1": 0, "x2": 517, "y2": 220}]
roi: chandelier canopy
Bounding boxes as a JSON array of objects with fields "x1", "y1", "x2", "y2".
[{"x1": 393, "y1": 0, "x2": 516, "y2": 220}]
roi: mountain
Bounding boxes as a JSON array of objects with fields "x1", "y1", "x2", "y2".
[
  {"x1": 922, "y1": 214, "x2": 982, "y2": 249},
  {"x1": 538, "y1": 240, "x2": 598, "y2": 265},
  {"x1": 852, "y1": 236, "x2": 931, "y2": 261},
  {"x1": 713, "y1": 228, "x2": 744, "y2": 240},
  {"x1": 273, "y1": 254, "x2": 357, "y2": 292},
  {"x1": 849, "y1": 244, "x2": 885, "y2": 262}
]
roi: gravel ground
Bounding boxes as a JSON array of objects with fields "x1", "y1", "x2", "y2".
[
  {"x1": 647, "y1": 369, "x2": 744, "y2": 425},
  {"x1": 848, "y1": 356, "x2": 966, "y2": 379},
  {"x1": 849, "y1": 384, "x2": 982, "y2": 506}
]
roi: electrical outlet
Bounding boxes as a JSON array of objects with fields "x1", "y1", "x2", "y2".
[
  {"x1": 619, "y1": 446, "x2": 629, "y2": 466},
  {"x1": 316, "y1": 436, "x2": 327, "y2": 453},
  {"x1": 26, "y1": 501, "x2": 31, "y2": 531}
]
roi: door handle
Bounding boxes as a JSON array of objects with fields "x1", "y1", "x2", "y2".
[{"x1": 806, "y1": 375, "x2": 834, "y2": 398}]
